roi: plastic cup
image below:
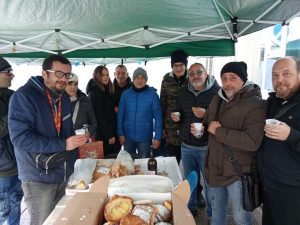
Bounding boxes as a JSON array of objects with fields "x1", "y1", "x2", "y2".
[
  {"x1": 75, "y1": 129, "x2": 86, "y2": 135},
  {"x1": 192, "y1": 122, "x2": 202, "y2": 136},
  {"x1": 265, "y1": 119, "x2": 280, "y2": 125}
]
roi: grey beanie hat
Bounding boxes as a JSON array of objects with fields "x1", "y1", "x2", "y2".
[
  {"x1": 133, "y1": 67, "x2": 148, "y2": 81},
  {"x1": 0, "y1": 57, "x2": 12, "y2": 71}
]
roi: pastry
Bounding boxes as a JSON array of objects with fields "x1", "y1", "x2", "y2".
[
  {"x1": 163, "y1": 200, "x2": 172, "y2": 212},
  {"x1": 120, "y1": 214, "x2": 148, "y2": 225},
  {"x1": 132, "y1": 204, "x2": 157, "y2": 225},
  {"x1": 154, "y1": 205, "x2": 171, "y2": 223},
  {"x1": 104, "y1": 195, "x2": 133, "y2": 223},
  {"x1": 75, "y1": 180, "x2": 87, "y2": 190}
]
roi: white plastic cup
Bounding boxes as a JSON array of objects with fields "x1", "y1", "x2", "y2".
[
  {"x1": 173, "y1": 112, "x2": 181, "y2": 120},
  {"x1": 192, "y1": 122, "x2": 203, "y2": 136},
  {"x1": 265, "y1": 119, "x2": 280, "y2": 125},
  {"x1": 75, "y1": 129, "x2": 86, "y2": 135}
]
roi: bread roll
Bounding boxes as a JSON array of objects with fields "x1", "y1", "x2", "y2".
[
  {"x1": 120, "y1": 215, "x2": 148, "y2": 225},
  {"x1": 104, "y1": 195, "x2": 133, "y2": 223}
]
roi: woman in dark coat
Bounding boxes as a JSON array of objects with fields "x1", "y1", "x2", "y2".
[{"x1": 86, "y1": 66, "x2": 118, "y2": 157}]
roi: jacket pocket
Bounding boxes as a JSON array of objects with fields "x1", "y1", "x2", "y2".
[{"x1": 0, "y1": 137, "x2": 15, "y2": 171}]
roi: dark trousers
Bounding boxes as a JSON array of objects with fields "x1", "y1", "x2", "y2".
[
  {"x1": 165, "y1": 142, "x2": 181, "y2": 164},
  {"x1": 263, "y1": 187, "x2": 300, "y2": 225}
]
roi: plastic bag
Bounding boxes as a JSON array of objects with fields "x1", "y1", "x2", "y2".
[
  {"x1": 115, "y1": 148, "x2": 135, "y2": 174},
  {"x1": 68, "y1": 158, "x2": 97, "y2": 189}
]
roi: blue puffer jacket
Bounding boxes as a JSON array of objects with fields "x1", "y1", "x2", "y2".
[
  {"x1": 8, "y1": 76, "x2": 75, "y2": 183},
  {"x1": 117, "y1": 86, "x2": 162, "y2": 141}
]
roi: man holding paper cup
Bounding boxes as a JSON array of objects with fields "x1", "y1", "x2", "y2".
[
  {"x1": 260, "y1": 57, "x2": 300, "y2": 225},
  {"x1": 172, "y1": 62, "x2": 220, "y2": 216},
  {"x1": 204, "y1": 61, "x2": 267, "y2": 225}
]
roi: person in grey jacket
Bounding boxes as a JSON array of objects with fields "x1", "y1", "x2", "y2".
[
  {"x1": 65, "y1": 73, "x2": 98, "y2": 138},
  {"x1": 0, "y1": 57, "x2": 23, "y2": 225}
]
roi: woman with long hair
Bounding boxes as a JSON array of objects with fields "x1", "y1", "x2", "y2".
[{"x1": 86, "y1": 65, "x2": 118, "y2": 157}]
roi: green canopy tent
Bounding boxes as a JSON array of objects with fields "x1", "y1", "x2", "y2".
[{"x1": 0, "y1": 0, "x2": 299, "y2": 64}]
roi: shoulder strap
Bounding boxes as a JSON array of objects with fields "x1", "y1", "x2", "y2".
[
  {"x1": 214, "y1": 97, "x2": 244, "y2": 177},
  {"x1": 273, "y1": 101, "x2": 300, "y2": 119},
  {"x1": 215, "y1": 97, "x2": 222, "y2": 121},
  {"x1": 72, "y1": 101, "x2": 80, "y2": 125}
]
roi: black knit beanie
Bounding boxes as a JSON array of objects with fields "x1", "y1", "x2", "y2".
[
  {"x1": 220, "y1": 61, "x2": 248, "y2": 83},
  {"x1": 171, "y1": 50, "x2": 188, "y2": 67},
  {"x1": 0, "y1": 57, "x2": 12, "y2": 71}
]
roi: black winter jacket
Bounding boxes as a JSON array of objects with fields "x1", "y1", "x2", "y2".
[
  {"x1": 260, "y1": 91, "x2": 300, "y2": 193},
  {"x1": 113, "y1": 77, "x2": 132, "y2": 107},
  {"x1": 86, "y1": 79, "x2": 116, "y2": 141},
  {"x1": 0, "y1": 88, "x2": 17, "y2": 176},
  {"x1": 176, "y1": 76, "x2": 220, "y2": 147}
]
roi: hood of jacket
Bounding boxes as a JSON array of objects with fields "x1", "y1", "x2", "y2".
[
  {"x1": 86, "y1": 78, "x2": 99, "y2": 94},
  {"x1": 218, "y1": 81, "x2": 262, "y2": 103},
  {"x1": 187, "y1": 75, "x2": 219, "y2": 97}
]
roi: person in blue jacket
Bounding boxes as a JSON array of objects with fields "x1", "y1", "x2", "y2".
[
  {"x1": 118, "y1": 67, "x2": 162, "y2": 158},
  {"x1": 8, "y1": 54, "x2": 88, "y2": 225}
]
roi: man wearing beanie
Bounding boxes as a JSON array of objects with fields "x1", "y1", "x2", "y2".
[
  {"x1": 0, "y1": 57, "x2": 23, "y2": 225},
  {"x1": 203, "y1": 61, "x2": 267, "y2": 225},
  {"x1": 160, "y1": 50, "x2": 189, "y2": 164},
  {"x1": 118, "y1": 67, "x2": 162, "y2": 158}
]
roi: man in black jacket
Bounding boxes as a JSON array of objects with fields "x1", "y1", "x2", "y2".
[
  {"x1": 0, "y1": 57, "x2": 23, "y2": 225},
  {"x1": 171, "y1": 62, "x2": 220, "y2": 217},
  {"x1": 113, "y1": 65, "x2": 132, "y2": 113},
  {"x1": 260, "y1": 56, "x2": 300, "y2": 225}
]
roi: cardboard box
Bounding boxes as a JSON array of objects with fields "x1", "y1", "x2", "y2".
[{"x1": 54, "y1": 176, "x2": 196, "y2": 225}]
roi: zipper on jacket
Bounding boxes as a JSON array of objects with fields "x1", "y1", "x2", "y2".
[
  {"x1": 35, "y1": 154, "x2": 41, "y2": 169},
  {"x1": 64, "y1": 162, "x2": 67, "y2": 181},
  {"x1": 44, "y1": 153, "x2": 59, "y2": 174}
]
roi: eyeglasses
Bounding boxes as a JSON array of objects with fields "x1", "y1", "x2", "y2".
[
  {"x1": 189, "y1": 70, "x2": 205, "y2": 77},
  {"x1": 47, "y1": 70, "x2": 73, "y2": 79},
  {"x1": 0, "y1": 69, "x2": 14, "y2": 76}
]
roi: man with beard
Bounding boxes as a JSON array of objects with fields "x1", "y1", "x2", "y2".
[
  {"x1": 260, "y1": 57, "x2": 300, "y2": 225},
  {"x1": 204, "y1": 61, "x2": 266, "y2": 225},
  {"x1": 172, "y1": 63, "x2": 219, "y2": 216},
  {"x1": 8, "y1": 54, "x2": 88, "y2": 225},
  {"x1": 0, "y1": 57, "x2": 23, "y2": 225}
]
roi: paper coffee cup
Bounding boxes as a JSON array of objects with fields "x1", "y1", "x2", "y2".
[
  {"x1": 265, "y1": 119, "x2": 280, "y2": 125},
  {"x1": 192, "y1": 122, "x2": 202, "y2": 136},
  {"x1": 173, "y1": 112, "x2": 180, "y2": 120},
  {"x1": 75, "y1": 129, "x2": 86, "y2": 135}
]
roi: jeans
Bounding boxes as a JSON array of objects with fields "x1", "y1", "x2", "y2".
[
  {"x1": 124, "y1": 140, "x2": 152, "y2": 158},
  {"x1": 181, "y1": 144, "x2": 211, "y2": 216},
  {"x1": 210, "y1": 180, "x2": 252, "y2": 225},
  {"x1": 0, "y1": 175, "x2": 23, "y2": 225},
  {"x1": 22, "y1": 181, "x2": 67, "y2": 225}
]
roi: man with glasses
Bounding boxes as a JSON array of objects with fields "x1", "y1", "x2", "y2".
[
  {"x1": 160, "y1": 50, "x2": 189, "y2": 164},
  {"x1": 8, "y1": 54, "x2": 88, "y2": 225},
  {"x1": 171, "y1": 63, "x2": 219, "y2": 217},
  {"x1": 0, "y1": 57, "x2": 23, "y2": 225}
]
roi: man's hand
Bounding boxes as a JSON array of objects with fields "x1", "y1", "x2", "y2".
[
  {"x1": 152, "y1": 139, "x2": 161, "y2": 149},
  {"x1": 109, "y1": 137, "x2": 116, "y2": 145},
  {"x1": 208, "y1": 121, "x2": 221, "y2": 135},
  {"x1": 264, "y1": 122, "x2": 290, "y2": 141},
  {"x1": 119, "y1": 135, "x2": 125, "y2": 145},
  {"x1": 192, "y1": 107, "x2": 206, "y2": 118},
  {"x1": 66, "y1": 135, "x2": 88, "y2": 151}
]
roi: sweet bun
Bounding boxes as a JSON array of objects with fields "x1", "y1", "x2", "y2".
[
  {"x1": 104, "y1": 195, "x2": 133, "y2": 223},
  {"x1": 120, "y1": 214, "x2": 148, "y2": 225},
  {"x1": 154, "y1": 205, "x2": 171, "y2": 223},
  {"x1": 132, "y1": 204, "x2": 157, "y2": 225},
  {"x1": 75, "y1": 180, "x2": 87, "y2": 190}
]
